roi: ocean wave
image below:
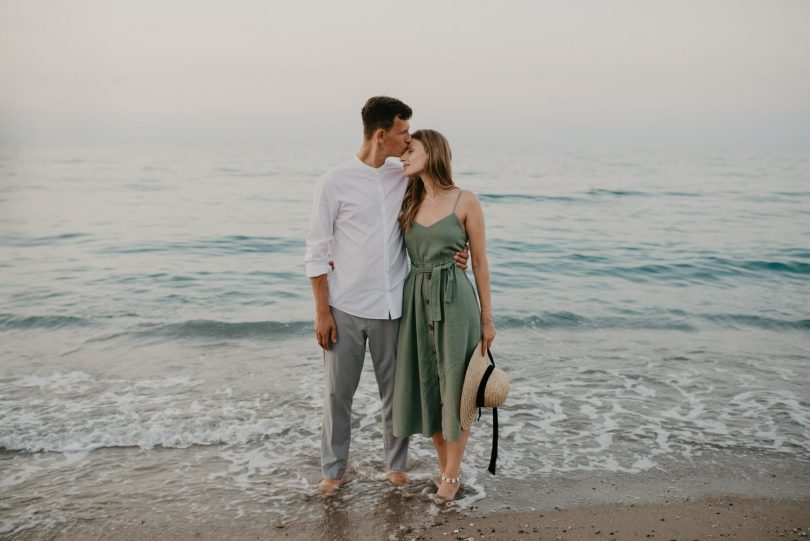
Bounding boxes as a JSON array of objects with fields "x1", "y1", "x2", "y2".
[
  {"x1": 604, "y1": 258, "x2": 810, "y2": 282},
  {"x1": 492, "y1": 255, "x2": 810, "y2": 282},
  {"x1": 0, "y1": 418, "x2": 277, "y2": 454},
  {"x1": 95, "y1": 235, "x2": 302, "y2": 255},
  {"x1": 0, "y1": 232, "x2": 93, "y2": 247},
  {"x1": 479, "y1": 193, "x2": 578, "y2": 203},
  {"x1": 585, "y1": 188, "x2": 710, "y2": 198},
  {"x1": 0, "y1": 313, "x2": 92, "y2": 330},
  {"x1": 699, "y1": 314, "x2": 810, "y2": 331},
  {"x1": 0, "y1": 371, "x2": 278, "y2": 453},
  {"x1": 497, "y1": 313, "x2": 696, "y2": 331},
  {"x1": 2, "y1": 363, "x2": 807, "y2": 468},
  {"x1": 3, "y1": 309, "x2": 806, "y2": 338},
  {"x1": 585, "y1": 188, "x2": 648, "y2": 197},
  {"x1": 497, "y1": 312, "x2": 809, "y2": 331},
  {"x1": 132, "y1": 319, "x2": 313, "y2": 339},
  {"x1": 5, "y1": 312, "x2": 805, "y2": 338},
  {"x1": 727, "y1": 259, "x2": 810, "y2": 275},
  {"x1": 478, "y1": 190, "x2": 704, "y2": 204}
]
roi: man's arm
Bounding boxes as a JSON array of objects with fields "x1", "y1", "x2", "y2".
[
  {"x1": 305, "y1": 175, "x2": 338, "y2": 350},
  {"x1": 310, "y1": 275, "x2": 337, "y2": 350}
]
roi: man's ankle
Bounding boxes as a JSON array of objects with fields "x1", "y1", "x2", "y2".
[
  {"x1": 318, "y1": 477, "x2": 343, "y2": 495},
  {"x1": 321, "y1": 477, "x2": 342, "y2": 484}
]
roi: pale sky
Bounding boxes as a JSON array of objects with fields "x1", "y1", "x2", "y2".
[{"x1": 1, "y1": 0, "x2": 809, "y2": 149}]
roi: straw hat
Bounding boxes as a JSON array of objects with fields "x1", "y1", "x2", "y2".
[{"x1": 460, "y1": 342, "x2": 510, "y2": 430}]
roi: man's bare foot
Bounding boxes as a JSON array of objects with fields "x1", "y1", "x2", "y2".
[
  {"x1": 385, "y1": 471, "x2": 408, "y2": 486},
  {"x1": 318, "y1": 478, "x2": 343, "y2": 496}
]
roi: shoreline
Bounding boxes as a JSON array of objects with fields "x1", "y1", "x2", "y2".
[
  {"x1": 10, "y1": 457, "x2": 809, "y2": 541},
  {"x1": 421, "y1": 495, "x2": 810, "y2": 540},
  {"x1": 15, "y1": 494, "x2": 808, "y2": 541}
]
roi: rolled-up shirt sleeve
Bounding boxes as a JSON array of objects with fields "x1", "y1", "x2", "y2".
[{"x1": 304, "y1": 174, "x2": 337, "y2": 278}]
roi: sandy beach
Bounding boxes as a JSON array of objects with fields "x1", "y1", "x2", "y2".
[
  {"x1": 19, "y1": 494, "x2": 808, "y2": 541},
  {"x1": 421, "y1": 497, "x2": 810, "y2": 540},
  {"x1": 12, "y1": 456, "x2": 809, "y2": 541}
]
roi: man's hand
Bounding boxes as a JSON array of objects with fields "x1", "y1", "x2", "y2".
[
  {"x1": 315, "y1": 311, "x2": 338, "y2": 350},
  {"x1": 454, "y1": 245, "x2": 470, "y2": 270}
]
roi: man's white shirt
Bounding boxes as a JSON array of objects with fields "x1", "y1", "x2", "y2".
[{"x1": 305, "y1": 156, "x2": 409, "y2": 319}]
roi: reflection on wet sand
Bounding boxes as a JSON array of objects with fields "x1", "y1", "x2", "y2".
[{"x1": 309, "y1": 478, "x2": 443, "y2": 541}]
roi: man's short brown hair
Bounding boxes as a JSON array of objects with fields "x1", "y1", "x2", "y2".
[{"x1": 361, "y1": 96, "x2": 413, "y2": 139}]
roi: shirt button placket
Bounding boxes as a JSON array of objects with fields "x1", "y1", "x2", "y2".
[{"x1": 376, "y1": 170, "x2": 392, "y2": 318}]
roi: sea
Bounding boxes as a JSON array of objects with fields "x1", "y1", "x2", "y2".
[{"x1": 1, "y1": 147, "x2": 808, "y2": 538}]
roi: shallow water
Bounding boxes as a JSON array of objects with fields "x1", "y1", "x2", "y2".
[{"x1": 1, "y1": 147, "x2": 808, "y2": 536}]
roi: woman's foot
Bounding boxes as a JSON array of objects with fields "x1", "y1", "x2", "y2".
[{"x1": 430, "y1": 474, "x2": 461, "y2": 503}]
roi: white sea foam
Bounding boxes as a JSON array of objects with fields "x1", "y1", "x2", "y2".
[
  {"x1": 0, "y1": 371, "x2": 271, "y2": 453},
  {"x1": 2, "y1": 345, "x2": 809, "y2": 532}
]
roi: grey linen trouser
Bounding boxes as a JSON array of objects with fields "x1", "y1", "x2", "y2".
[{"x1": 321, "y1": 306, "x2": 409, "y2": 479}]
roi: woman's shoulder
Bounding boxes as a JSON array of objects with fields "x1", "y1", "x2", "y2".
[
  {"x1": 452, "y1": 189, "x2": 483, "y2": 228},
  {"x1": 454, "y1": 188, "x2": 482, "y2": 208}
]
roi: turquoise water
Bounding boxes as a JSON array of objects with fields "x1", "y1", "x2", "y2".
[
  {"x1": 2, "y1": 149, "x2": 807, "y2": 336},
  {"x1": 0, "y1": 148, "x2": 808, "y2": 535}
]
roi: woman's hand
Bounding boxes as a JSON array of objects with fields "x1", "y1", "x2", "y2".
[{"x1": 481, "y1": 319, "x2": 496, "y2": 355}]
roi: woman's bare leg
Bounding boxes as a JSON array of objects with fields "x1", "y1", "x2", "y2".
[
  {"x1": 432, "y1": 432, "x2": 447, "y2": 479},
  {"x1": 436, "y1": 428, "x2": 470, "y2": 500}
]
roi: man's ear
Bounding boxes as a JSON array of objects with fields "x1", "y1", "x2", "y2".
[{"x1": 375, "y1": 128, "x2": 385, "y2": 144}]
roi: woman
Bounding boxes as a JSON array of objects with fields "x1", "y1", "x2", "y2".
[{"x1": 392, "y1": 129, "x2": 496, "y2": 502}]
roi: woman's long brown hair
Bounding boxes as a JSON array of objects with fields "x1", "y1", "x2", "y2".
[{"x1": 398, "y1": 129, "x2": 455, "y2": 232}]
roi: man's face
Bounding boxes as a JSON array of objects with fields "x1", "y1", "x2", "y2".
[{"x1": 380, "y1": 116, "x2": 411, "y2": 158}]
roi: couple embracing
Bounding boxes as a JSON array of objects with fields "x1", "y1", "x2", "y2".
[{"x1": 305, "y1": 96, "x2": 496, "y2": 503}]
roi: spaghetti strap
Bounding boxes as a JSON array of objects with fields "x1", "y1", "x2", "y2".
[{"x1": 452, "y1": 189, "x2": 464, "y2": 212}]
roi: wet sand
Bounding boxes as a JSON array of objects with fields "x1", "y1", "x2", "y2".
[
  {"x1": 13, "y1": 467, "x2": 810, "y2": 541},
  {"x1": 422, "y1": 496, "x2": 810, "y2": 540},
  {"x1": 23, "y1": 495, "x2": 808, "y2": 540},
  {"x1": 8, "y1": 455, "x2": 810, "y2": 540}
]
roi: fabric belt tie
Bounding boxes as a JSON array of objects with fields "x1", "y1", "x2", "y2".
[{"x1": 411, "y1": 259, "x2": 457, "y2": 322}]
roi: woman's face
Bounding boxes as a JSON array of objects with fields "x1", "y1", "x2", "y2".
[{"x1": 400, "y1": 139, "x2": 428, "y2": 177}]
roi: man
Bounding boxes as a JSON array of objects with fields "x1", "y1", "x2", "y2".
[{"x1": 305, "y1": 96, "x2": 467, "y2": 495}]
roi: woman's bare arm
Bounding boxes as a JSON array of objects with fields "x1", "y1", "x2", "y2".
[{"x1": 462, "y1": 192, "x2": 496, "y2": 354}]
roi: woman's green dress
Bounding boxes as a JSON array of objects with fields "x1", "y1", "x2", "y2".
[{"x1": 393, "y1": 191, "x2": 482, "y2": 442}]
